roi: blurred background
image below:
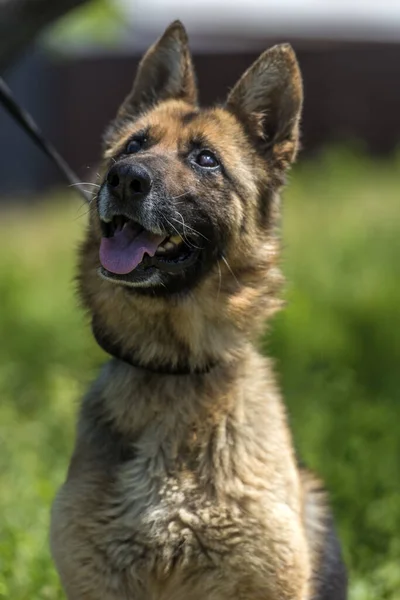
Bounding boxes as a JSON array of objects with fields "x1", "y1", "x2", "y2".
[{"x1": 0, "y1": 1, "x2": 399, "y2": 598}]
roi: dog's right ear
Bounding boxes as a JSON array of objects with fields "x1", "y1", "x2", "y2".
[
  {"x1": 226, "y1": 44, "x2": 303, "y2": 168},
  {"x1": 116, "y1": 20, "x2": 197, "y2": 122}
]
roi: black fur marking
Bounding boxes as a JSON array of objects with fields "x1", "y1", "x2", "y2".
[
  {"x1": 79, "y1": 397, "x2": 136, "y2": 465},
  {"x1": 181, "y1": 111, "x2": 199, "y2": 125},
  {"x1": 314, "y1": 516, "x2": 348, "y2": 600},
  {"x1": 258, "y1": 186, "x2": 275, "y2": 227}
]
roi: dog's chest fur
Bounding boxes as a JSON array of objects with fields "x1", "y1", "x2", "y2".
[
  {"x1": 87, "y1": 461, "x2": 257, "y2": 591},
  {"x1": 51, "y1": 358, "x2": 311, "y2": 600}
]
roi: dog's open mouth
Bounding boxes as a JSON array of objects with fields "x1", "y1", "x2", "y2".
[{"x1": 99, "y1": 215, "x2": 199, "y2": 276}]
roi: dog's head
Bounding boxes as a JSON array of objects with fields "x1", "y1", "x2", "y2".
[
  {"x1": 92, "y1": 20, "x2": 302, "y2": 294},
  {"x1": 79, "y1": 21, "x2": 302, "y2": 367}
]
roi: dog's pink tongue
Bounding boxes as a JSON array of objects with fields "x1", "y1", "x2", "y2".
[{"x1": 100, "y1": 223, "x2": 166, "y2": 275}]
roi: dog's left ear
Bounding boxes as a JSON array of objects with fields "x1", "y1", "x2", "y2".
[
  {"x1": 226, "y1": 44, "x2": 303, "y2": 167},
  {"x1": 117, "y1": 20, "x2": 197, "y2": 120}
]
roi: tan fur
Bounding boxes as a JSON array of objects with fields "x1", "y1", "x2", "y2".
[{"x1": 51, "y1": 21, "x2": 337, "y2": 600}]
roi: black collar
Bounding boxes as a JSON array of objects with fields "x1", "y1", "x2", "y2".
[{"x1": 92, "y1": 319, "x2": 217, "y2": 376}]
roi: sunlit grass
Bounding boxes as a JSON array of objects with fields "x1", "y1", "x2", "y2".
[{"x1": 0, "y1": 150, "x2": 399, "y2": 599}]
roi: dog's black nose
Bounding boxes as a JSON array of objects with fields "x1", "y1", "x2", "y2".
[{"x1": 106, "y1": 163, "x2": 152, "y2": 200}]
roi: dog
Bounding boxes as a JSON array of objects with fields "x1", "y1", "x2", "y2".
[{"x1": 50, "y1": 20, "x2": 347, "y2": 600}]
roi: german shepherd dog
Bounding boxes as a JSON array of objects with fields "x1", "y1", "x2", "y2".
[{"x1": 51, "y1": 21, "x2": 347, "y2": 600}]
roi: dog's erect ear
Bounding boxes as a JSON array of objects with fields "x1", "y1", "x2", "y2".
[
  {"x1": 117, "y1": 21, "x2": 197, "y2": 120},
  {"x1": 226, "y1": 44, "x2": 303, "y2": 166}
]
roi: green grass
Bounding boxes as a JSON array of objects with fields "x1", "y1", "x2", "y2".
[{"x1": 1, "y1": 149, "x2": 399, "y2": 599}]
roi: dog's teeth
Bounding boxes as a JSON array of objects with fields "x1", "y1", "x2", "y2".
[
  {"x1": 163, "y1": 242, "x2": 176, "y2": 252},
  {"x1": 169, "y1": 235, "x2": 183, "y2": 244}
]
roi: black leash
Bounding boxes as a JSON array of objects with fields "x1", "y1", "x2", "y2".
[{"x1": 0, "y1": 76, "x2": 91, "y2": 204}]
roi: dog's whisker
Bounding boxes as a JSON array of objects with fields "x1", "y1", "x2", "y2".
[
  {"x1": 73, "y1": 189, "x2": 98, "y2": 197},
  {"x1": 74, "y1": 205, "x2": 91, "y2": 221},
  {"x1": 163, "y1": 217, "x2": 195, "y2": 249},
  {"x1": 217, "y1": 261, "x2": 222, "y2": 301},
  {"x1": 221, "y1": 255, "x2": 241, "y2": 287},
  {"x1": 166, "y1": 215, "x2": 200, "y2": 251},
  {"x1": 169, "y1": 214, "x2": 208, "y2": 250},
  {"x1": 69, "y1": 182, "x2": 101, "y2": 188},
  {"x1": 73, "y1": 192, "x2": 97, "y2": 221},
  {"x1": 164, "y1": 217, "x2": 202, "y2": 252},
  {"x1": 163, "y1": 217, "x2": 180, "y2": 237},
  {"x1": 171, "y1": 191, "x2": 191, "y2": 201},
  {"x1": 171, "y1": 214, "x2": 209, "y2": 241}
]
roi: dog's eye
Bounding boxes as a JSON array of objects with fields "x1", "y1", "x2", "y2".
[
  {"x1": 126, "y1": 138, "x2": 144, "y2": 154},
  {"x1": 196, "y1": 150, "x2": 219, "y2": 169}
]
